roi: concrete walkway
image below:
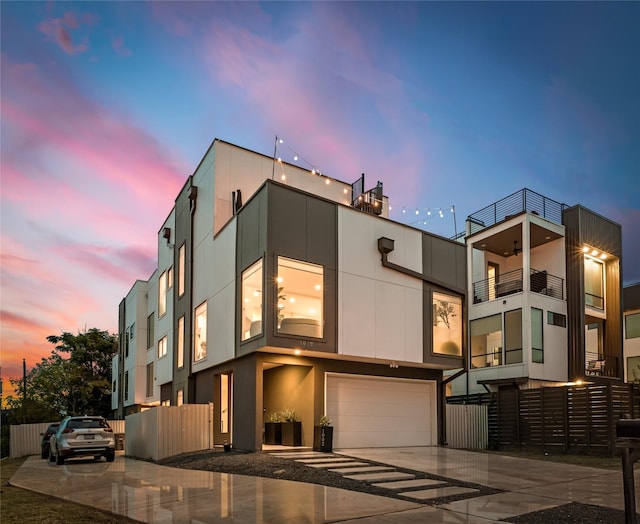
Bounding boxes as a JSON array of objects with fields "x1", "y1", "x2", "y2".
[{"x1": 9, "y1": 448, "x2": 639, "y2": 523}]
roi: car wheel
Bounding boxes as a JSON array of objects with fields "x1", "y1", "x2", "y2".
[
  {"x1": 105, "y1": 451, "x2": 115, "y2": 463},
  {"x1": 55, "y1": 448, "x2": 64, "y2": 465},
  {"x1": 94, "y1": 455, "x2": 102, "y2": 461},
  {"x1": 49, "y1": 448, "x2": 55, "y2": 463}
]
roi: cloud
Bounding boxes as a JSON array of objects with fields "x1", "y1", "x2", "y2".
[
  {"x1": 37, "y1": 11, "x2": 93, "y2": 55},
  {"x1": 112, "y1": 35, "x2": 132, "y2": 57}
]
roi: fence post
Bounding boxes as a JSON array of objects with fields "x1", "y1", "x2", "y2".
[{"x1": 563, "y1": 386, "x2": 569, "y2": 453}]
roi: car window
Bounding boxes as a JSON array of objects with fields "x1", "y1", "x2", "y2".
[{"x1": 67, "y1": 418, "x2": 109, "y2": 429}]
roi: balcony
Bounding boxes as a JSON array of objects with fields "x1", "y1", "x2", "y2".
[
  {"x1": 466, "y1": 188, "x2": 568, "y2": 235},
  {"x1": 585, "y1": 352, "x2": 619, "y2": 378},
  {"x1": 473, "y1": 268, "x2": 564, "y2": 304}
]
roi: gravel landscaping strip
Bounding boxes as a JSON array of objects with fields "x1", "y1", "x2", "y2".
[{"x1": 503, "y1": 501, "x2": 633, "y2": 524}]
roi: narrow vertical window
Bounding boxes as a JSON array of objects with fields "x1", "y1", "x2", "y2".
[
  {"x1": 146, "y1": 362, "x2": 154, "y2": 397},
  {"x1": 276, "y1": 257, "x2": 323, "y2": 338},
  {"x1": 432, "y1": 292, "x2": 462, "y2": 356},
  {"x1": 194, "y1": 302, "x2": 207, "y2": 361},
  {"x1": 241, "y1": 259, "x2": 263, "y2": 341},
  {"x1": 167, "y1": 266, "x2": 174, "y2": 289},
  {"x1": 625, "y1": 312, "x2": 640, "y2": 339},
  {"x1": 124, "y1": 371, "x2": 129, "y2": 401},
  {"x1": 532, "y1": 307, "x2": 543, "y2": 363},
  {"x1": 147, "y1": 313, "x2": 154, "y2": 349},
  {"x1": 177, "y1": 316, "x2": 185, "y2": 368},
  {"x1": 158, "y1": 335, "x2": 168, "y2": 358},
  {"x1": 159, "y1": 271, "x2": 167, "y2": 317},
  {"x1": 178, "y1": 244, "x2": 186, "y2": 297},
  {"x1": 177, "y1": 388, "x2": 184, "y2": 406}
]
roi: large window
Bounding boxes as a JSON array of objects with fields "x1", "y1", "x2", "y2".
[
  {"x1": 146, "y1": 362, "x2": 154, "y2": 397},
  {"x1": 276, "y1": 257, "x2": 323, "y2": 338},
  {"x1": 177, "y1": 316, "x2": 185, "y2": 368},
  {"x1": 178, "y1": 244, "x2": 186, "y2": 297},
  {"x1": 627, "y1": 356, "x2": 640, "y2": 383},
  {"x1": 241, "y1": 259, "x2": 263, "y2": 341},
  {"x1": 471, "y1": 314, "x2": 502, "y2": 368},
  {"x1": 177, "y1": 388, "x2": 184, "y2": 406},
  {"x1": 625, "y1": 312, "x2": 640, "y2": 339},
  {"x1": 584, "y1": 256, "x2": 604, "y2": 309},
  {"x1": 159, "y1": 270, "x2": 168, "y2": 317},
  {"x1": 158, "y1": 335, "x2": 168, "y2": 359},
  {"x1": 504, "y1": 309, "x2": 523, "y2": 364},
  {"x1": 194, "y1": 302, "x2": 207, "y2": 361},
  {"x1": 432, "y1": 292, "x2": 462, "y2": 356},
  {"x1": 532, "y1": 308, "x2": 543, "y2": 363},
  {"x1": 547, "y1": 311, "x2": 567, "y2": 327}
]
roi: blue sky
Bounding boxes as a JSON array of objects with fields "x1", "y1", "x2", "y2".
[{"x1": 1, "y1": 1, "x2": 638, "y2": 388}]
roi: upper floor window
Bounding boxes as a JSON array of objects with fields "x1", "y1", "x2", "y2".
[
  {"x1": 158, "y1": 335, "x2": 168, "y2": 359},
  {"x1": 167, "y1": 266, "x2": 174, "y2": 289},
  {"x1": 470, "y1": 309, "x2": 523, "y2": 368},
  {"x1": 177, "y1": 316, "x2": 185, "y2": 368},
  {"x1": 276, "y1": 257, "x2": 323, "y2": 338},
  {"x1": 178, "y1": 244, "x2": 186, "y2": 297},
  {"x1": 124, "y1": 371, "x2": 129, "y2": 401},
  {"x1": 177, "y1": 388, "x2": 184, "y2": 406},
  {"x1": 584, "y1": 256, "x2": 604, "y2": 309},
  {"x1": 194, "y1": 302, "x2": 207, "y2": 361},
  {"x1": 531, "y1": 308, "x2": 543, "y2": 363},
  {"x1": 242, "y1": 259, "x2": 263, "y2": 341},
  {"x1": 146, "y1": 313, "x2": 154, "y2": 349},
  {"x1": 130, "y1": 322, "x2": 136, "y2": 339},
  {"x1": 432, "y1": 292, "x2": 462, "y2": 356},
  {"x1": 146, "y1": 362, "x2": 154, "y2": 397},
  {"x1": 159, "y1": 271, "x2": 168, "y2": 317},
  {"x1": 625, "y1": 312, "x2": 640, "y2": 339}
]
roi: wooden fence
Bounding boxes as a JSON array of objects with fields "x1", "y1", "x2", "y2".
[
  {"x1": 10, "y1": 420, "x2": 125, "y2": 459},
  {"x1": 491, "y1": 383, "x2": 639, "y2": 454}
]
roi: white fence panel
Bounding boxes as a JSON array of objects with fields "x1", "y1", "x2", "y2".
[
  {"x1": 446, "y1": 404, "x2": 488, "y2": 450},
  {"x1": 126, "y1": 404, "x2": 213, "y2": 461},
  {"x1": 10, "y1": 420, "x2": 125, "y2": 459}
]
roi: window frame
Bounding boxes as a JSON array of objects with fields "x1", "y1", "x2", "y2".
[
  {"x1": 159, "y1": 270, "x2": 168, "y2": 317},
  {"x1": 432, "y1": 291, "x2": 463, "y2": 356},
  {"x1": 194, "y1": 301, "x2": 207, "y2": 362},
  {"x1": 625, "y1": 312, "x2": 640, "y2": 339},
  {"x1": 241, "y1": 258, "x2": 264, "y2": 341},
  {"x1": 178, "y1": 244, "x2": 186, "y2": 297},
  {"x1": 146, "y1": 362, "x2": 154, "y2": 397},
  {"x1": 177, "y1": 316, "x2": 185, "y2": 368},
  {"x1": 531, "y1": 307, "x2": 544, "y2": 363},
  {"x1": 158, "y1": 335, "x2": 168, "y2": 359}
]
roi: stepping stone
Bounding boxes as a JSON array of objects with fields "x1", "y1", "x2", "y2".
[
  {"x1": 307, "y1": 461, "x2": 368, "y2": 468},
  {"x1": 269, "y1": 452, "x2": 323, "y2": 458},
  {"x1": 401, "y1": 486, "x2": 479, "y2": 500},
  {"x1": 296, "y1": 458, "x2": 353, "y2": 464},
  {"x1": 330, "y1": 466, "x2": 394, "y2": 474},
  {"x1": 373, "y1": 478, "x2": 446, "y2": 489},
  {"x1": 344, "y1": 471, "x2": 416, "y2": 482}
]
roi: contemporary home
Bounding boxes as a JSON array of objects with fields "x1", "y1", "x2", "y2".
[
  {"x1": 624, "y1": 282, "x2": 640, "y2": 383},
  {"x1": 447, "y1": 189, "x2": 624, "y2": 398},
  {"x1": 112, "y1": 139, "x2": 467, "y2": 451}
]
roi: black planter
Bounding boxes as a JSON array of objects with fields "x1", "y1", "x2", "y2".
[
  {"x1": 281, "y1": 421, "x2": 302, "y2": 446},
  {"x1": 264, "y1": 422, "x2": 282, "y2": 445},
  {"x1": 313, "y1": 426, "x2": 333, "y2": 452}
]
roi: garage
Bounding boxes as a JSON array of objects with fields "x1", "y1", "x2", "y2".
[{"x1": 325, "y1": 374, "x2": 437, "y2": 448}]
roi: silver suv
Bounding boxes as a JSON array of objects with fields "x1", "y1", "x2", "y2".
[{"x1": 49, "y1": 416, "x2": 115, "y2": 464}]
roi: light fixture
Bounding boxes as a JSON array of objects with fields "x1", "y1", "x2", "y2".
[
  {"x1": 325, "y1": 178, "x2": 330, "y2": 185},
  {"x1": 513, "y1": 241, "x2": 522, "y2": 256},
  {"x1": 289, "y1": 297, "x2": 295, "y2": 303},
  {"x1": 281, "y1": 174, "x2": 286, "y2": 181},
  {"x1": 277, "y1": 277, "x2": 283, "y2": 283},
  {"x1": 582, "y1": 246, "x2": 590, "y2": 253},
  {"x1": 314, "y1": 284, "x2": 321, "y2": 291},
  {"x1": 294, "y1": 349, "x2": 301, "y2": 356},
  {"x1": 591, "y1": 249, "x2": 598, "y2": 256},
  {"x1": 600, "y1": 253, "x2": 607, "y2": 260},
  {"x1": 293, "y1": 155, "x2": 298, "y2": 161}
]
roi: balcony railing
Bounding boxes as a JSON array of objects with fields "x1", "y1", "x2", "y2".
[
  {"x1": 466, "y1": 188, "x2": 569, "y2": 235},
  {"x1": 473, "y1": 268, "x2": 564, "y2": 304},
  {"x1": 586, "y1": 352, "x2": 619, "y2": 378}
]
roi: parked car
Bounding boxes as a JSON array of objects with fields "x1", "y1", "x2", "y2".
[
  {"x1": 49, "y1": 416, "x2": 115, "y2": 465},
  {"x1": 40, "y1": 422, "x2": 60, "y2": 459}
]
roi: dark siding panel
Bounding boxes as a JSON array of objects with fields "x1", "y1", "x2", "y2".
[{"x1": 563, "y1": 206, "x2": 584, "y2": 380}]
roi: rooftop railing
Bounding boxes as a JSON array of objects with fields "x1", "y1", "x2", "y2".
[{"x1": 466, "y1": 188, "x2": 569, "y2": 235}]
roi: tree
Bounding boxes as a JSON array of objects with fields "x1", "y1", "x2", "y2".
[{"x1": 8, "y1": 328, "x2": 118, "y2": 420}]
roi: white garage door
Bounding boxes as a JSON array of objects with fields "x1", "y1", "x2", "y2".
[{"x1": 326, "y1": 374, "x2": 436, "y2": 448}]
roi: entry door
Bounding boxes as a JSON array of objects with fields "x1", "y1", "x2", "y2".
[{"x1": 218, "y1": 372, "x2": 232, "y2": 444}]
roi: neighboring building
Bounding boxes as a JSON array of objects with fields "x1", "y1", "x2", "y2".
[
  {"x1": 623, "y1": 282, "x2": 640, "y2": 383},
  {"x1": 112, "y1": 139, "x2": 467, "y2": 450},
  {"x1": 447, "y1": 189, "x2": 624, "y2": 397}
]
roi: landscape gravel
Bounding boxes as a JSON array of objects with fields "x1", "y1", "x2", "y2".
[{"x1": 158, "y1": 448, "x2": 636, "y2": 523}]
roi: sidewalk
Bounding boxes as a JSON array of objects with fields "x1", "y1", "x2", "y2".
[{"x1": 9, "y1": 448, "x2": 639, "y2": 523}]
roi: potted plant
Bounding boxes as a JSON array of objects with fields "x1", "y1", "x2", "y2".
[
  {"x1": 313, "y1": 415, "x2": 333, "y2": 452},
  {"x1": 264, "y1": 411, "x2": 282, "y2": 445},
  {"x1": 281, "y1": 408, "x2": 302, "y2": 446}
]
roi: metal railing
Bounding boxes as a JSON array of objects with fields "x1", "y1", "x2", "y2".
[
  {"x1": 585, "y1": 292, "x2": 604, "y2": 309},
  {"x1": 473, "y1": 268, "x2": 564, "y2": 304},
  {"x1": 466, "y1": 188, "x2": 569, "y2": 235},
  {"x1": 586, "y1": 352, "x2": 619, "y2": 378}
]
